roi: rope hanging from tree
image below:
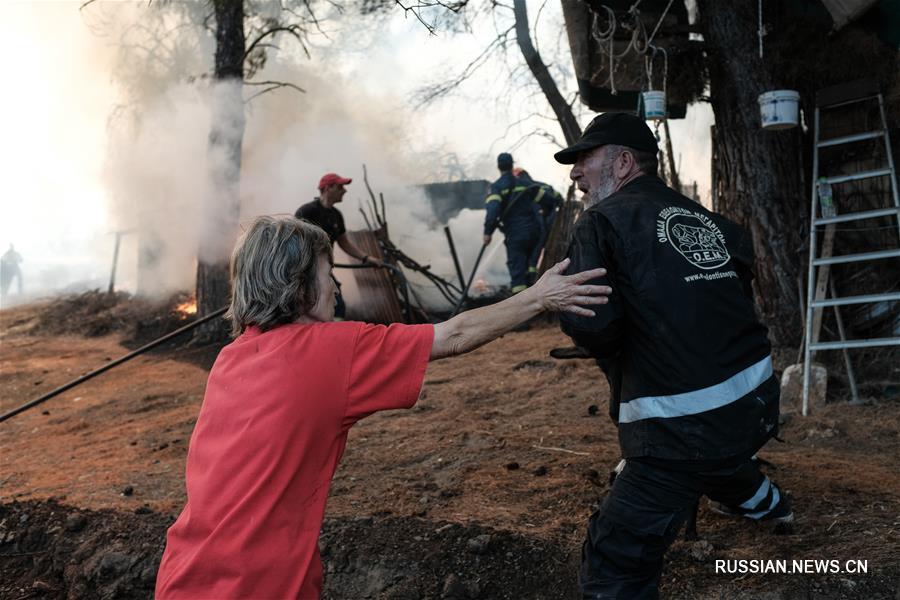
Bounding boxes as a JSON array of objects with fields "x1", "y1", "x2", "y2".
[
  {"x1": 758, "y1": 0, "x2": 765, "y2": 59},
  {"x1": 589, "y1": 1, "x2": 675, "y2": 96},
  {"x1": 644, "y1": 44, "x2": 668, "y2": 96}
]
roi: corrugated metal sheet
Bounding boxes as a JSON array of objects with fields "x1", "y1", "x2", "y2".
[
  {"x1": 419, "y1": 179, "x2": 491, "y2": 223},
  {"x1": 343, "y1": 229, "x2": 405, "y2": 324}
]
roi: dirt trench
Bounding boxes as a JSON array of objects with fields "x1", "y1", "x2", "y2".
[{"x1": 0, "y1": 500, "x2": 579, "y2": 600}]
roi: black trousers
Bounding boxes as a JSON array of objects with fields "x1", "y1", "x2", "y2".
[{"x1": 580, "y1": 457, "x2": 783, "y2": 599}]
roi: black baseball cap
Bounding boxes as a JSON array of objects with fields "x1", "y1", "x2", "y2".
[
  {"x1": 554, "y1": 113, "x2": 658, "y2": 164},
  {"x1": 497, "y1": 152, "x2": 513, "y2": 169}
]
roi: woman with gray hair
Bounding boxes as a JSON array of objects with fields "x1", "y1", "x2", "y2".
[{"x1": 156, "y1": 215, "x2": 610, "y2": 599}]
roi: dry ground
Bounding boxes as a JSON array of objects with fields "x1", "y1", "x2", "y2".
[{"x1": 1, "y1": 296, "x2": 899, "y2": 598}]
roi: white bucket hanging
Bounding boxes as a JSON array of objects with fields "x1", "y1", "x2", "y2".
[
  {"x1": 642, "y1": 91, "x2": 666, "y2": 120},
  {"x1": 642, "y1": 46, "x2": 668, "y2": 121},
  {"x1": 758, "y1": 90, "x2": 800, "y2": 130}
]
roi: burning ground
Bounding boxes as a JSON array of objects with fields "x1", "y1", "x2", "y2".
[{"x1": 1, "y1": 295, "x2": 899, "y2": 599}]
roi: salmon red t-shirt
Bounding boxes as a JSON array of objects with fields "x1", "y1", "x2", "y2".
[{"x1": 155, "y1": 321, "x2": 434, "y2": 599}]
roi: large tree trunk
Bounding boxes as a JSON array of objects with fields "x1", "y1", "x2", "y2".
[
  {"x1": 512, "y1": 0, "x2": 581, "y2": 146},
  {"x1": 697, "y1": 0, "x2": 805, "y2": 347},
  {"x1": 195, "y1": 0, "x2": 246, "y2": 342}
]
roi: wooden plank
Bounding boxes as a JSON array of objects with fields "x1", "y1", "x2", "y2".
[
  {"x1": 810, "y1": 224, "x2": 836, "y2": 346},
  {"x1": 343, "y1": 229, "x2": 404, "y2": 324}
]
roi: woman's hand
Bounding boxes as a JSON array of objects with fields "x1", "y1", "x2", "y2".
[
  {"x1": 528, "y1": 258, "x2": 610, "y2": 317},
  {"x1": 430, "y1": 258, "x2": 611, "y2": 361}
]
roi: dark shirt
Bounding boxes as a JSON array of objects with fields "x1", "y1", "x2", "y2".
[{"x1": 295, "y1": 199, "x2": 346, "y2": 244}]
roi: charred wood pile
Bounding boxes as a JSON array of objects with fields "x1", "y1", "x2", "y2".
[
  {"x1": 343, "y1": 167, "x2": 582, "y2": 324},
  {"x1": 338, "y1": 166, "x2": 465, "y2": 324}
]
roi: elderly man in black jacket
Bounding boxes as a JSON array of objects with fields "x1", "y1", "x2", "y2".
[{"x1": 556, "y1": 113, "x2": 792, "y2": 600}]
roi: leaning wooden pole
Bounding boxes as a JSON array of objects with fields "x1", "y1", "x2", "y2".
[
  {"x1": 451, "y1": 243, "x2": 488, "y2": 317},
  {"x1": 443, "y1": 226, "x2": 467, "y2": 290},
  {"x1": 0, "y1": 307, "x2": 228, "y2": 424}
]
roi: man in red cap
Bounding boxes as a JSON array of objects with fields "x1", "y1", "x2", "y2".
[{"x1": 295, "y1": 173, "x2": 383, "y2": 319}]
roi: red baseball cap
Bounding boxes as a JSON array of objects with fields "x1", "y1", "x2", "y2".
[{"x1": 318, "y1": 172, "x2": 352, "y2": 190}]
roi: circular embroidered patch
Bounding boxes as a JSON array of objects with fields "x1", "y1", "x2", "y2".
[{"x1": 657, "y1": 208, "x2": 731, "y2": 270}]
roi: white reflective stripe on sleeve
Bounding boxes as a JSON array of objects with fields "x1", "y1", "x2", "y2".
[
  {"x1": 740, "y1": 476, "x2": 771, "y2": 509},
  {"x1": 746, "y1": 486, "x2": 780, "y2": 520},
  {"x1": 618, "y1": 355, "x2": 773, "y2": 424}
]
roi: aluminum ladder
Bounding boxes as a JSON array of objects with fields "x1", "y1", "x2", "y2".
[{"x1": 802, "y1": 80, "x2": 900, "y2": 416}]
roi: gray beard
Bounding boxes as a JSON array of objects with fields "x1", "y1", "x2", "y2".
[
  {"x1": 583, "y1": 158, "x2": 617, "y2": 209},
  {"x1": 585, "y1": 177, "x2": 618, "y2": 209},
  {"x1": 585, "y1": 184, "x2": 611, "y2": 208}
]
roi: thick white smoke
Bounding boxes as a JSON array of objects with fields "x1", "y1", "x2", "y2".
[
  {"x1": 97, "y1": 2, "x2": 515, "y2": 311},
  {"x1": 0, "y1": 1, "x2": 712, "y2": 312}
]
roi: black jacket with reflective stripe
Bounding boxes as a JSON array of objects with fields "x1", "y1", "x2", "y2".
[{"x1": 560, "y1": 176, "x2": 779, "y2": 462}]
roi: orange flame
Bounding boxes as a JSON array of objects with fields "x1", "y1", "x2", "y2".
[
  {"x1": 472, "y1": 278, "x2": 489, "y2": 295},
  {"x1": 175, "y1": 298, "x2": 197, "y2": 316}
]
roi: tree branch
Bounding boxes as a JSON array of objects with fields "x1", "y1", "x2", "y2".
[
  {"x1": 414, "y1": 24, "x2": 515, "y2": 106},
  {"x1": 393, "y1": 0, "x2": 473, "y2": 35},
  {"x1": 495, "y1": 127, "x2": 563, "y2": 154},
  {"x1": 81, "y1": 0, "x2": 152, "y2": 10},
  {"x1": 244, "y1": 24, "x2": 309, "y2": 62},
  {"x1": 512, "y1": 0, "x2": 581, "y2": 145},
  {"x1": 394, "y1": 0, "x2": 437, "y2": 35},
  {"x1": 244, "y1": 80, "x2": 306, "y2": 103}
]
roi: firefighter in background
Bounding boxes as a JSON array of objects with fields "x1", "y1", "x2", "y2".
[
  {"x1": 1, "y1": 244, "x2": 23, "y2": 298},
  {"x1": 512, "y1": 167, "x2": 564, "y2": 278},
  {"x1": 483, "y1": 153, "x2": 543, "y2": 293}
]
